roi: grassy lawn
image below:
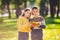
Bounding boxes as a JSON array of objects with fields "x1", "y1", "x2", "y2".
[
  {"x1": 0, "y1": 18, "x2": 17, "y2": 40},
  {"x1": 0, "y1": 17, "x2": 60, "y2": 40},
  {"x1": 45, "y1": 17, "x2": 60, "y2": 28}
]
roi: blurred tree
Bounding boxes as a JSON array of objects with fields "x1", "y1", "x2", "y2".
[
  {"x1": 1, "y1": 0, "x2": 5, "y2": 10},
  {"x1": 6, "y1": 0, "x2": 11, "y2": 18},
  {"x1": 0, "y1": 0, "x2": 5, "y2": 14},
  {"x1": 0, "y1": 0, "x2": 1, "y2": 9},
  {"x1": 56, "y1": 0, "x2": 60, "y2": 18},
  {"x1": 49, "y1": 0, "x2": 57, "y2": 18},
  {"x1": 14, "y1": 0, "x2": 22, "y2": 18},
  {"x1": 24, "y1": 0, "x2": 27, "y2": 8},
  {"x1": 1, "y1": 0, "x2": 11, "y2": 18},
  {"x1": 39, "y1": 0, "x2": 48, "y2": 17},
  {"x1": 14, "y1": 0, "x2": 27, "y2": 18},
  {"x1": 29, "y1": 0, "x2": 36, "y2": 8}
]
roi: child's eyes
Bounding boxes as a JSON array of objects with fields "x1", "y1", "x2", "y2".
[{"x1": 34, "y1": 11, "x2": 37, "y2": 12}]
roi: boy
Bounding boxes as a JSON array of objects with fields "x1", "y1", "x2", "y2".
[{"x1": 30, "y1": 7, "x2": 46, "y2": 40}]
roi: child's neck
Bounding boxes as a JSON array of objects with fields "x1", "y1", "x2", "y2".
[
  {"x1": 34, "y1": 16, "x2": 38, "y2": 18},
  {"x1": 34, "y1": 13, "x2": 39, "y2": 18}
]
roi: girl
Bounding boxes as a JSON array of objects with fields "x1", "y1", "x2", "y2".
[{"x1": 17, "y1": 8, "x2": 31, "y2": 40}]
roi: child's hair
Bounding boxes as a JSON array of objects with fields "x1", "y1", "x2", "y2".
[
  {"x1": 32, "y1": 7, "x2": 38, "y2": 10},
  {"x1": 22, "y1": 9, "x2": 30, "y2": 16},
  {"x1": 24, "y1": 9, "x2": 30, "y2": 12}
]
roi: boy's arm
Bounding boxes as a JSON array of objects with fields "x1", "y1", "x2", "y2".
[
  {"x1": 39, "y1": 16, "x2": 46, "y2": 28},
  {"x1": 40, "y1": 20, "x2": 46, "y2": 29}
]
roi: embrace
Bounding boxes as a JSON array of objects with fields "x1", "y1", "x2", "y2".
[{"x1": 17, "y1": 7, "x2": 46, "y2": 40}]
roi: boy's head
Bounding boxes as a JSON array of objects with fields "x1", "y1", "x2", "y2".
[{"x1": 32, "y1": 7, "x2": 39, "y2": 17}]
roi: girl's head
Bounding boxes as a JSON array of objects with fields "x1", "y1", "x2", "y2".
[
  {"x1": 22, "y1": 8, "x2": 31, "y2": 18},
  {"x1": 32, "y1": 7, "x2": 39, "y2": 17}
]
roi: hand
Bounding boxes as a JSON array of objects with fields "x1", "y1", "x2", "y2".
[
  {"x1": 30, "y1": 22, "x2": 41, "y2": 27},
  {"x1": 29, "y1": 23, "x2": 35, "y2": 27}
]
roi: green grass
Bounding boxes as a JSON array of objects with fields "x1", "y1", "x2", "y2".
[
  {"x1": 45, "y1": 17, "x2": 60, "y2": 28},
  {"x1": 0, "y1": 17, "x2": 60, "y2": 40},
  {"x1": 0, "y1": 18, "x2": 18, "y2": 40}
]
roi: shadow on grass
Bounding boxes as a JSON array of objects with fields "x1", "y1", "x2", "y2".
[
  {"x1": 0, "y1": 25, "x2": 17, "y2": 32},
  {"x1": 45, "y1": 17, "x2": 60, "y2": 29},
  {"x1": 45, "y1": 17, "x2": 60, "y2": 24}
]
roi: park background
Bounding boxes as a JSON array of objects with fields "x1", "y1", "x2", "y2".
[{"x1": 0, "y1": 0, "x2": 60, "y2": 40}]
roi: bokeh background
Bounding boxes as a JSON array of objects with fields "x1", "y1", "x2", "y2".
[{"x1": 0, "y1": 0, "x2": 60, "y2": 40}]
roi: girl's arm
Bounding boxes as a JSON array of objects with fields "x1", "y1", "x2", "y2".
[{"x1": 17, "y1": 17, "x2": 29, "y2": 30}]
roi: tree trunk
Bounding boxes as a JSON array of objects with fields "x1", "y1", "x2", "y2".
[
  {"x1": 7, "y1": 3, "x2": 11, "y2": 18},
  {"x1": 49, "y1": 0, "x2": 56, "y2": 18},
  {"x1": 24, "y1": 0, "x2": 27, "y2": 8},
  {"x1": 40, "y1": 0, "x2": 46, "y2": 17},
  {"x1": 16, "y1": 5, "x2": 21, "y2": 18},
  {"x1": 15, "y1": 0, "x2": 21, "y2": 18},
  {"x1": 57, "y1": 0, "x2": 60, "y2": 18},
  {"x1": 50, "y1": 5, "x2": 56, "y2": 18}
]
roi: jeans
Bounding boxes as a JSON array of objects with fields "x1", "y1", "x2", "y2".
[
  {"x1": 31, "y1": 29, "x2": 43, "y2": 40},
  {"x1": 18, "y1": 32, "x2": 29, "y2": 40}
]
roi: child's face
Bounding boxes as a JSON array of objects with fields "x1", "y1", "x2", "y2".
[
  {"x1": 25, "y1": 10, "x2": 31, "y2": 18},
  {"x1": 32, "y1": 9, "x2": 39, "y2": 17}
]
